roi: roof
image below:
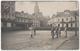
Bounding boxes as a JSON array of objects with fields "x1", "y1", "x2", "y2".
[
  {"x1": 15, "y1": 11, "x2": 33, "y2": 19},
  {"x1": 53, "y1": 10, "x2": 79, "y2": 18}
]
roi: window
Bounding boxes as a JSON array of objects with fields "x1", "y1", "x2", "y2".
[
  {"x1": 66, "y1": 18, "x2": 68, "y2": 21},
  {"x1": 72, "y1": 23, "x2": 75, "y2": 27},
  {"x1": 7, "y1": 22, "x2": 11, "y2": 27},
  {"x1": 62, "y1": 23, "x2": 64, "y2": 27},
  {"x1": 18, "y1": 18, "x2": 20, "y2": 22},
  {"x1": 68, "y1": 23, "x2": 71, "y2": 27},
  {"x1": 71, "y1": 23, "x2": 73, "y2": 27},
  {"x1": 58, "y1": 19, "x2": 60, "y2": 22},
  {"x1": 58, "y1": 24, "x2": 60, "y2": 27},
  {"x1": 66, "y1": 24, "x2": 68, "y2": 27},
  {"x1": 60, "y1": 24, "x2": 62, "y2": 27},
  {"x1": 1, "y1": 22, "x2": 3, "y2": 27},
  {"x1": 64, "y1": 24, "x2": 66, "y2": 27},
  {"x1": 62, "y1": 18, "x2": 64, "y2": 22},
  {"x1": 71, "y1": 18, "x2": 72, "y2": 21}
]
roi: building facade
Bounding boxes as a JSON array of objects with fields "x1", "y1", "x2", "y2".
[
  {"x1": 1, "y1": 1, "x2": 50, "y2": 31},
  {"x1": 48, "y1": 10, "x2": 79, "y2": 31},
  {"x1": 15, "y1": 11, "x2": 33, "y2": 30},
  {"x1": 1, "y1": 1, "x2": 15, "y2": 28}
]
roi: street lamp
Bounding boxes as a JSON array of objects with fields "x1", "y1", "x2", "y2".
[{"x1": 75, "y1": 13, "x2": 77, "y2": 36}]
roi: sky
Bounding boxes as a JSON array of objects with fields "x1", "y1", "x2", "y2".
[{"x1": 15, "y1": 1, "x2": 78, "y2": 17}]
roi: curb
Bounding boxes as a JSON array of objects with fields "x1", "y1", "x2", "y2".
[
  {"x1": 55, "y1": 35, "x2": 76, "y2": 50},
  {"x1": 55, "y1": 38, "x2": 68, "y2": 50}
]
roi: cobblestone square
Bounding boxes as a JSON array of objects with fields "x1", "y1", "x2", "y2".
[{"x1": 1, "y1": 30, "x2": 79, "y2": 50}]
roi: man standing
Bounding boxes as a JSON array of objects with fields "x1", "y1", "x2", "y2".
[
  {"x1": 29, "y1": 25, "x2": 33, "y2": 38},
  {"x1": 58, "y1": 24, "x2": 61, "y2": 37},
  {"x1": 65, "y1": 25, "x2": 67, "y2": 38},
  {"x1": 33, "y1": 27, "x2": 36, "y2": 35},
  {"x1": 55, "y1": 26, "x2": 58, "y2": 38},
  {"x1": 51, "y1": 26, "x2": 55, "y2": 39}
]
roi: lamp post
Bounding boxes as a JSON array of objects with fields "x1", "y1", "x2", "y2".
[
  {"x1": 75, "y1": 13, "x2": 77, "y2": 36},
  {"x1": 74, "y1": 1, "x2": 78, "y2": 36}
]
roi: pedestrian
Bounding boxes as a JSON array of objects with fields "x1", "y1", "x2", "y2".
[
  {"x1": 29, "y1": 25, "x2": 33, "y2": 38},
  {"x1": 51, "y1": 26, "x2": 55, "y2": 39},
  {"x1": 58, "y1": 24, "x2": 61, "y2": 37},
  {"x1": 31, "y1": 34, "x2": 33, "y2": 38},
  {"x1": 33, "y1": 27, "x2": 36, "y2": 35},
  {"x1": 65, "y1": 25, "x2": 67, "y2": 38},
  {"x1": 55, "y1": 26, "x2": 58, "y2": 38}
]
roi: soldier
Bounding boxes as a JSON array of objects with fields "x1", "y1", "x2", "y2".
[
  {"x1": 55, "y1": 26, "x2": 58, "y2": 38},
  {"x1": 51, "y1": 25, "x2": 55, "y2": 39},
  {"x1": 58, "y1": 24, "x2": 61, "y2": 37},
  {"x1": 65, "y1": 25, "x2": 67, "y2": 38}
]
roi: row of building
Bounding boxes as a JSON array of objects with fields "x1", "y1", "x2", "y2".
[
  {"x1": 1, "y1": 1, "x2": 49, "y2": 31},
  {"x1": 1, "y1": 1, "x2": 79, "y2": 31},
  {"x1": 1, "y1": 1, "x2": 15, "y2": 28}
]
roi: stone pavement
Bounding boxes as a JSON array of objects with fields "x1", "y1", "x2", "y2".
[{"x1": 1, "y1": 30, "x2": 78, "y2": 50}]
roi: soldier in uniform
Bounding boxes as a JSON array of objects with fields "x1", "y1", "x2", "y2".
[
  {"x1": 55, "y1": 26, "x2": 58, "y2": 38},
  {"x1": 65, "y1": 25, "x2": 67, "y2": 38},
  {"x1": 58, "y1": 24, "x2": 61, "y2": 37},
  {"x1": 51, "y1": 25, "x2": 55, "y2": 39}
]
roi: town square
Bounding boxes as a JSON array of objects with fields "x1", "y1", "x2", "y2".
[{"x1": 1, "y1": 1, "x2": 79, "y2": 50}]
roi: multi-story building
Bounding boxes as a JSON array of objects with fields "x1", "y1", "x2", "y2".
[
  {"x1": 1, "y1": 1, "x2": 50, "y2": 31},
  {"x1": 15, "y1": 11, "x2": 33, "y2": 30},
  {"x1": 1, "y1": 1, "x2": 15, "y2": 28},
  {"x1": 48, "y1": 10, "x2": 79, "y2": 30}
]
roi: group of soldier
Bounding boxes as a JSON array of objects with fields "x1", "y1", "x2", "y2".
[
  {"x1": 51, "y1": 24, "x2": 67, "y2": 39},
  {"x1": 29, "y1": 24, "x2": 67, "y2": 39}
]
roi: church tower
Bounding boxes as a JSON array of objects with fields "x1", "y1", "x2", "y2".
[
  {"x1": 32, "y1": 2, "x2": 40, "y2": 27},
  {"x1": 34, "y1": 2, "x2": 40, "y2": 14}
]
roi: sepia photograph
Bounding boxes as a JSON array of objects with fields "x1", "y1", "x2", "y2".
[{"x1": 1, "y1": 0, "x2": 79, "y2": 50}]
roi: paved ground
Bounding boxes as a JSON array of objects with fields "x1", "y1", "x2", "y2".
[
  {"x1": 1, "y1": 30, "x2": 79, "y2": 50},
  {"x1": 57, "y1": 35, "x2": 79, "y2": 50}
]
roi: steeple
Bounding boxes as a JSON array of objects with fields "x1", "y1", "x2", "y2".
[{"x1": 34, "y1": 2, "x2": 39, "y2": 14}]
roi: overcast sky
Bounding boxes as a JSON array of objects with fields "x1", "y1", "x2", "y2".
[{"x1": 15, "y1": 1, "x2": 78, "y2": 17}]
